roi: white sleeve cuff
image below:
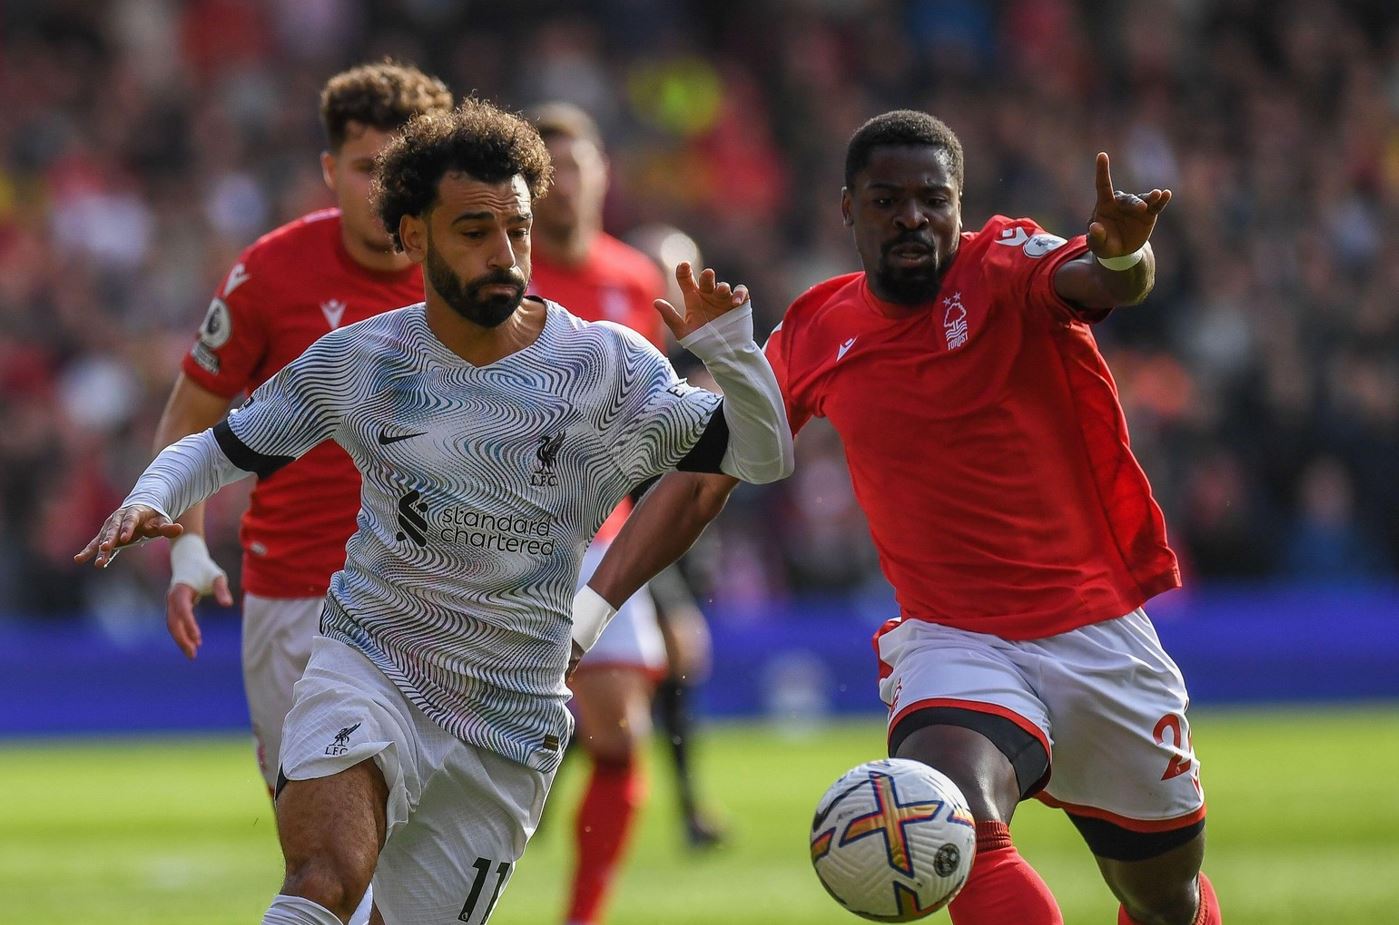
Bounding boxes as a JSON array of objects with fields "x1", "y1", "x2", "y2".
[{"x1": 570, "y1": 585, "x2": 618, "y2": 653}]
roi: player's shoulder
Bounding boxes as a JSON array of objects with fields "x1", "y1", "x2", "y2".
[
  {"x1": 239, "y1": 209, "x2": 341, "y2": 270},
  {"x1": 315, "y1": 302, "x2": 422, "y2": 354},
  {"x1": 967, "y1": 214, "x2": 1073, "y2": 263},
  {"x1": 547, "y1": 299, "x2": 664, "y2": 361},
  {"x1": 780, "y1": 272, "x2": 864, "y2": 329}
]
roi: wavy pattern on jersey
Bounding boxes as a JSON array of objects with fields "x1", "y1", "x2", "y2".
[{"x1": 230, "y1": 302, "x2": 717, "y2": 773}]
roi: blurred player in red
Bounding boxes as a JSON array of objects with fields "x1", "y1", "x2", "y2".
[
  {"x1": 150, "y1": 59, "x2": 451, "y2": 925},
  {"x1": 528, "y1": 104, "x2": 721, "y2": 925},
  {"x1": 581, "y1": 111, "x2": 1223, "y2": 925}
]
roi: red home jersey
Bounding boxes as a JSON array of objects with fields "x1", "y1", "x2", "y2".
[
  {"x1": 766, "y1": 215, "x2": 1180, "y2": 639},
  {"x1": 181, "y1": 209, "x2": 422, "y2": 597},
  {"x1": 529, "y1": 232, "x2": 668, "y2": 540}
]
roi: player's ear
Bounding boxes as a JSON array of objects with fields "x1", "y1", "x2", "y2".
[
  {"x1": 840, "y1": 188, "x2": 854, "y2": 227},
  {"x1": 320, "y1": 150, "x2": 337, "y2": 193},
  {"x1": 399, "y1": 214, "x2": 428, "y2": 263}
]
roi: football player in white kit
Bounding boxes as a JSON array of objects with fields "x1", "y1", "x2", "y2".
[{"x1": 77, "y1": 98, "x2": 794, "y2": 925}]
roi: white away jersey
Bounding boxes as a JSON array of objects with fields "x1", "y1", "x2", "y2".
[{"x1": 223, "y1": 300, "x2": 719, "y2": 771}]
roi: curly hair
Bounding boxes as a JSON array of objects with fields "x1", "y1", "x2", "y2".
[
  {"x1": 373, "y1": 98, "x2": 553, "y2": 252},
  {"x1": 319, "y1": 59, "x2": 453, "y2": 151},
  {"x1": 844, "y1": 110, "x2": 964, "y2": 191}
]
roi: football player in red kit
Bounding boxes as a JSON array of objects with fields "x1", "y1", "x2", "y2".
[{"x1": 576, "y1": 110, "x2": 1222, "y2": 925}]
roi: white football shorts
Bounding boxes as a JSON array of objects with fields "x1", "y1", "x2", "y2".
[
  {"x1": 242, "y1": 593, "x2": 322, "y2": 789},
  {"x1": 278, "y1": 636, "x2": 554, "y2": 924},
  {"x1": 575, "y1": 538, "x2": 666, "y2": 674},
  {"x1": 875, "y1": 609, "x2": 1205, "y2": 831}
]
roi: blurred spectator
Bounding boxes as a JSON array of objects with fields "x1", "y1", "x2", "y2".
[{"x1": 2, "y1": 0, "x2": 1396, "y2": 622}]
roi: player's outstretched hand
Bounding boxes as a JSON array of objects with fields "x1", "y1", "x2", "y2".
[
  {"x1": 654, "y1": 262, "x2": 750, "y2": 341},
  {"x1": 74, "y1": 504, "x2": 183, "y2": 569},
  {"x1": 566, "y1": 641, "x2": 585, "y2": 683},
  {"x1": 1087, "y1": 152, "x2": 1172, "y2": 259}
]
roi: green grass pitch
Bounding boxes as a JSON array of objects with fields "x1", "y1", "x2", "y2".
[{"x1": 3, "y1": 706, "x2": 1397, "y2": 924}]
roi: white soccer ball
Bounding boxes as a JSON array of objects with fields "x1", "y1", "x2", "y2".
[{"x1": 810, "y1": 758, "x2": 976, "y2": 921}]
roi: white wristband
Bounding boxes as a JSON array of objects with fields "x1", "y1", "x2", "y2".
[
  {"x1": 1095, "y1": 246, "x2": 1146, "y2": 271},
  {"x1": 169, "y1": 533, "x2": 226, "y2": 593},
  {"x1": 570, "y1": 585, "x2": 617, "y2": 653}
]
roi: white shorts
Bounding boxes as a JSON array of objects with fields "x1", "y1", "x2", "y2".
[
  {"x1": 576, "y1": 539, "x2": 666, "y2": 674},
  {"x1": 279, "y1": 636, "x2": 553, "y2": 924},
  {"x1": 242, "y1": 593, "x2": 322, "y2": 789},
  {"x1": 875, "y1": 609, "x2": 1205, "y2": 831}
]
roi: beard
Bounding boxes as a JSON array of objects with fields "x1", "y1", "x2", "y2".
[
  {"x1": 424, "y1": 244, "x2": 526, "y2": 328},
  {"x1": 872, "y1": 232, "x2": 947, "y2": 305}
]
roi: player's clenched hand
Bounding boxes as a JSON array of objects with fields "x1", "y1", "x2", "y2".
[
  {"x1": 654, "y1": 262, "x2": 750, "y2": 340},
  {"x1": 74, "y1": 504, "x2": 183, "y2": 569},
  {"x1": 1086, "y1": 152, "x2": 1172, "y2": 259}
]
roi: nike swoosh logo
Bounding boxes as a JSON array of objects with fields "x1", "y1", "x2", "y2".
[
  {"x1": 378, "y1": 431, "x2": 426, "y2": 446},
  {"x1": 811, "y1": 779, "x2": 868, "y2": 830},
  {"x1": 837, "y1": 338, "x2": 856, "y2": 362}
]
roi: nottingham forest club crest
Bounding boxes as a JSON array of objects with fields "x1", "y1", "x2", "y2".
[{"x1": 531, "y1": 432, "x2": 564, "y2": 487}]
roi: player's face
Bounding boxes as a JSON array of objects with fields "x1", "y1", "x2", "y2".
[
  {"x1": 416, "y1": 172, "x2": 532, "y2": 328},
  {"x1": 322, "y1": 122, "x2": 398, "y2": 253},
  {"x1": 842, "y1": 145, "x2": 962, "y2": 305},
  {"x1": 534, "y1": 134, "x2": 607, "y2": 239}
]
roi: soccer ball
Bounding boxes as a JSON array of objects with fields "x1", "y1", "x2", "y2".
[{"x1": 810, "y1": 758, "x2": 976, "y2": 921}]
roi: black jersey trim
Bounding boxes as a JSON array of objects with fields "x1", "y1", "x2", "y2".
[
  {"x1": 214, "y1": 419, "x2": 294, "y2": 478},
  {"x1": 676, "y1": 400, "x2": 728, "y2": 474}
]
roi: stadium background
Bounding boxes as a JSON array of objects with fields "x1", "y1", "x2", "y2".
[{"x1": 1, "y1": 1, "x2": 1397, "y2": 923}]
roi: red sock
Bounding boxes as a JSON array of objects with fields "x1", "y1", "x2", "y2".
[
  {"x1": 566, "y1": 755, "x2": 645, "y2": 925},
  {"x1": 948, "y1": 821, "x2": 1063, "y2": 925},
  {"x1": 1117, "y1": 872, "x2": 1221, "y2": 925}
]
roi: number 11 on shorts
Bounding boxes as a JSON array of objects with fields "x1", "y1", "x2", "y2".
[{"x1": 459, "y1": 856, "x2": 511, "y2": 923}]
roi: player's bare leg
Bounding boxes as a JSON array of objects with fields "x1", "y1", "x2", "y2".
[
  {"x1": 566, "y1": 666, "x2": 653, "y2": 925},
  {"x1": 1089, "y1": 829, "x2": 1215, "y2": 925},
  {"x1": 895, "y1": 723, "x2": 1063, "y2": 924},
  {"x1": 267, "y1": 758, "x2": 388, "y2": 923}
]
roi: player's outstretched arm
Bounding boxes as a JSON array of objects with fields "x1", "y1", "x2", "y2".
[
  {"x1": 153, "y1": 373, "x2": 235, "y2": 658},
  {"x1": 1054, "y1": 152, "x2": 1172, "y2": 310},
  {"x1": 658, "y1": 262, "x2": 795, "y2": 485},
  {"x1": 569, "y1": 471, "x2": 739, "y2": 676},
  {"x1": 75, "y1": 426, "x2": 256, "y2": 571}
]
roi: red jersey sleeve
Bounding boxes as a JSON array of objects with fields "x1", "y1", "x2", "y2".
[
  {"x1": 181, "y1": 255, "x2": 270, "y2": 398},
  {"x1": 980, "y1": 215, "x2": 1102, "y2": 325},
  {"x1": 761, "y1": 321, "x2": 811, "y2": 436}
]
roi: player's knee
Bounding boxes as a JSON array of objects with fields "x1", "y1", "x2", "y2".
[
  {"x1": 1117, "y1": 879, "x2": 1200, "y2": 925},
  {"x1": 1077, "y1": 817, "x2": 1205, "y2": 925},
  {"x1": 580, "y1": 720, "x2": 642, "y2": 763},
  {"x1": 281, "y1": 853, "x2": 373, "y2": 919}
]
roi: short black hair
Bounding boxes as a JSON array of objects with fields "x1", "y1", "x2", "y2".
[
  {"x1": 844, "y1": 110, "x2": 964, "y2": 191},
  {"x1": 372, "y1": 97, "x2": 554, "y2": 252},
  {"x1": 318, "y1": 59, "x2": 453, "y2": 151}
]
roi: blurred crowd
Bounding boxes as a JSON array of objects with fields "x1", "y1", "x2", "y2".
[{"x1": 1, "y1": 0, "x2": 1396, "y2": 620}]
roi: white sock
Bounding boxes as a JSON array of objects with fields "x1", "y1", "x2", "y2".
[
  {"x1": 347, "y1": 884, "x2": 374, "y2": 925},
  {"x1": 263, "y1": 893, "x2": 343, "y2": 925}
]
